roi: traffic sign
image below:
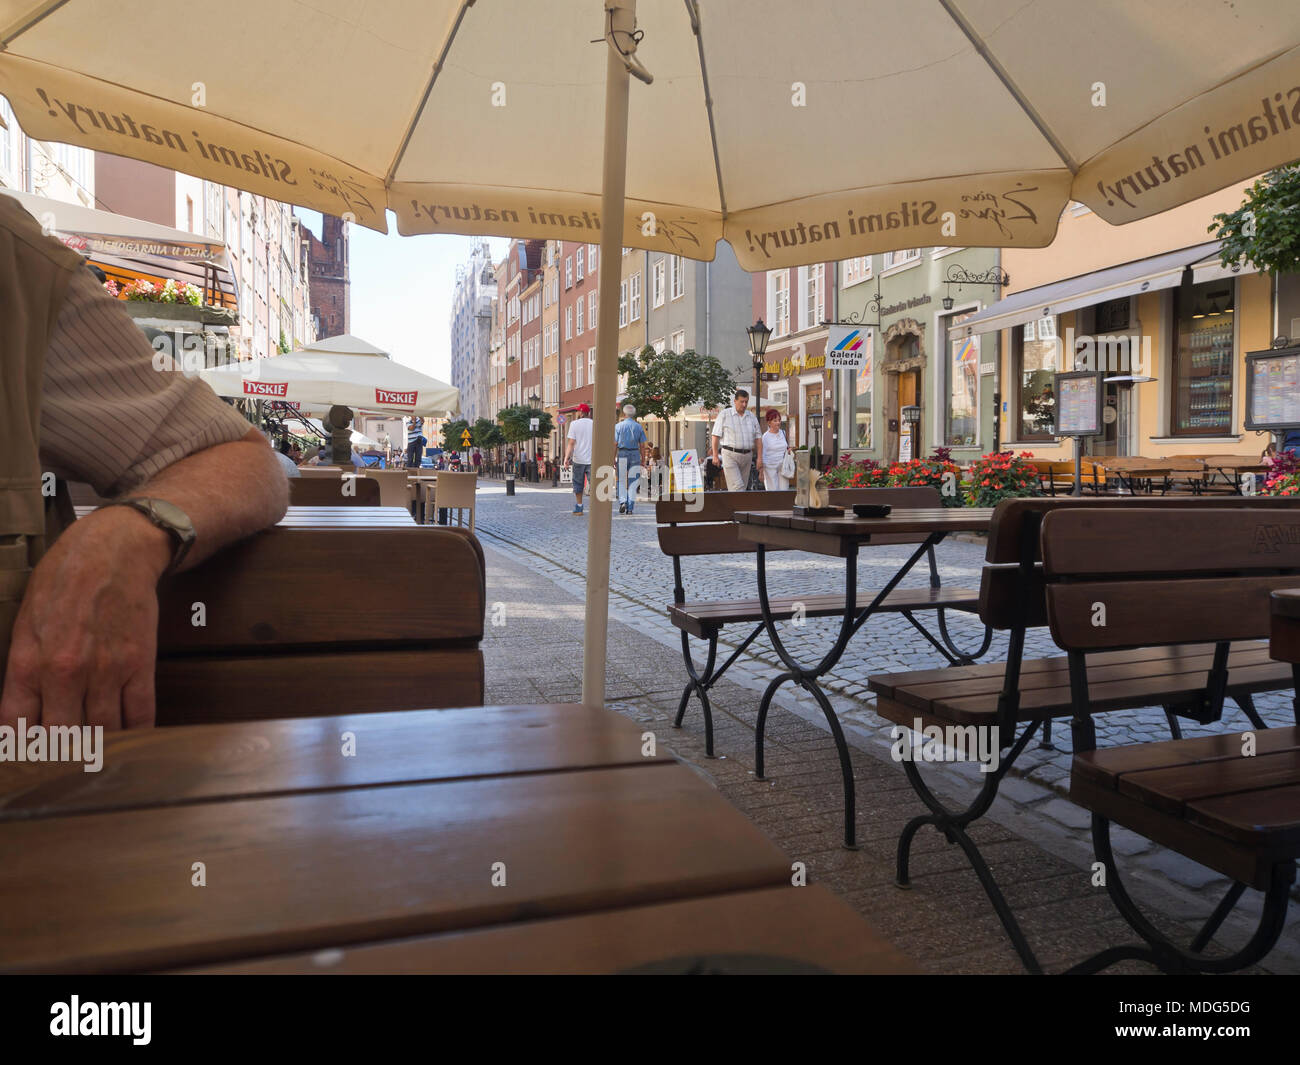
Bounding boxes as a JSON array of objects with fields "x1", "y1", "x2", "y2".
[{"x1": 461, "y1": 429, "x2": 472, "y2": 446}]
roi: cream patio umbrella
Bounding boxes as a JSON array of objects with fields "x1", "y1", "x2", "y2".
[
  {"x1": 198, "y1": 333, "x2": 461, "y2": 417},
  {"x1": 3, "y1": 0, "x2": 1300, "y2": 706}
]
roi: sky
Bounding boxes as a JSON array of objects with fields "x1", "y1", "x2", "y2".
[{"x1": 297, "y1": 209, "x2": 508, "y2": 383}]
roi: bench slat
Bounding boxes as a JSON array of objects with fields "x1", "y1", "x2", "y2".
[
  {"x1": 669, "y1": 586, "x2": 979, "y2": 634},
  {"x1": 1117, "y1": 749, "x2": 1300, "y2": 817},
  {"x1": 1185, "y1": 785, "x2": 1300, "y2": 849},
  {"x1": 1074, "y1": 727, "x2": 1300, "y2": 792}
]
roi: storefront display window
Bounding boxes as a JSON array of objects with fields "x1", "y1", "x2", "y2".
[
  {"x1": 945, "y1": 311, "x2": 979, "y2": 447},
  {"x1": 1170, "y1": 280, "x2": 1234, "y2": 436},
  {"x1": 854, "y1": 334, "x2": 873, "y2": 448},
  {"x1": 1015, "y1": 317, "x2": 1057, "y2": 440}
]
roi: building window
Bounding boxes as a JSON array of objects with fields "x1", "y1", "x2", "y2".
[
  {"x1": 670, "y1": 255, "x2": 685, "y2": 299},
  {"x1": 565, "y1": 256, "x2": 572, "y2": 288},
  {"x1": 842, "y1": 257, "x2": 871, "y2": 286},
  {"x1": 576, "y1": 299, "x2": 584, "y2": 335},
  {"x1": 883, "y1": 248, "x2": 921, "y2": 271},
  {"x1": 587, "y1": 244, "x2": 598, "y2": 272},
  {"x1": 800, "y1": 264, "x2": 824, "y2": 331},
  {"x1": 576, "y1": 247, "x2": 584, "y2": 281},
  {"x1": 630, "y1": 273, "x2": 641, "y2": 320},
  {"x1": 770, "y1": 272, "x2": 790, "y2": 336},
  {"x1": 576, "y1": 356, "x2": 584, "y2": 389},
  {"x1": 1170, "y1": 279, "x2": 1235, "y2": 436},
  {"x1": 1013, "y1": 317, "x2": 1059, "y2": 440},
  {"x1": 589, "y1": 346, "x2": 596, "y2": 383},
  {"x1": 852, "y1": 335, "x2": 873, "y2": 447},
  {"x1": 619, "y1": 281, "x2": 628, "y2": 327},
  {"x1": 588, "y1": 292, "x2": 597, "y2": 327},
  {"x1": 565, "y1": 358, "x2": 572, "y2": 391},
  {"x1": 565, "y1": 306, "x2": 572, "y2": 340},
  {"x1": 652, "y1": 259, "x2": 666, "y2": 307},
  {"x1": 671, "y1": 329, "x2": 685, "y2": 354},
  {"x1": 944, "y1": 311, "x2": 980, "y2": 447},
  {"x1": 653, "y1": 337, "x2": 666, "y2": 354}
]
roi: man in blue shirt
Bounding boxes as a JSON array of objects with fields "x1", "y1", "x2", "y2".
[{"x1": 614, "y1": 403, "x2": 648, "y2": 514}]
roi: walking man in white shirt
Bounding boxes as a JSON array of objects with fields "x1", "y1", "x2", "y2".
[
  {"x1": 710, "y1": 389, "x2": 762, "y2": 491},
  {"x1": 562, "y1": 403, "x2": 594, "y2": 514}
]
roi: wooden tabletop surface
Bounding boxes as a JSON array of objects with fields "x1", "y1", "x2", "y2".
[
  {"x1": 75, "y1": 505, "x2": 417, "y2": 527},
  {"x1": 0, "y1": 704, "x2": 910, "y2": 974},
  {"x1": 735, "y1": 508, "x2": 994, "y2": 557}
]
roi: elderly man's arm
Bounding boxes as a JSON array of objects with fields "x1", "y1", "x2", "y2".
[
  {"x1": 2, "y1": 429, "x2": 287, "y2": 732},
  {"x1": 0, "y1": 264, "x2": 289, "y2": 732}
]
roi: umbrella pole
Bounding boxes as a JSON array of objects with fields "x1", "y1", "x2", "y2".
[{"x1": 582, "y1": 1, "x2": 638, "y2": 708}]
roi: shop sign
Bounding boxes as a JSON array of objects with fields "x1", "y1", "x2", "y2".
[{"x1": 827, "y1": 325, "x2": 870, "y2": 370}]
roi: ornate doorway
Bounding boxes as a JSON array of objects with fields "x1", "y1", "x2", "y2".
[{"x1": 882, "y1": 319, "x2": 925, "y2": 461}]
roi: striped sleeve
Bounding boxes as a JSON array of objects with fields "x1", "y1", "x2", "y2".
[{"x1": 40, "y1": 267, "x2": 254, "y2": 497}]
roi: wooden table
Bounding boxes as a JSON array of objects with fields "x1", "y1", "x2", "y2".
[
  {"x1": 735, "y1": 507, "x2": 996, "y2": 847},
  {"x1": 0, "y1": 705, "x2": 914, "y2": 974},
  {"x1": 75, "y1": 505, "x2": 418, "y2": 527}
]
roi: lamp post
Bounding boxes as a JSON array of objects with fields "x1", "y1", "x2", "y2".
[
  {"x1": 747, "y1": 318, "x2": 772, "y2": 407},
  {"x1": 528, "y1": 392, "x2": 541, "y2": 482},
  {"x1": 901, "y1": 403, "x2": 921, "y2": 462},
  {"x1": 808, "y1": 409, "x2": 824, "y2": 471}
]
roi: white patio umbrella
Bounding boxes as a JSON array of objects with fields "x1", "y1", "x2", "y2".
[
  {"x1": 199, "y1": 334, "x2": 460, "y2": 417},
  {"x1": 4, "y1": 0, "x2": 1299, "y2": 705}
]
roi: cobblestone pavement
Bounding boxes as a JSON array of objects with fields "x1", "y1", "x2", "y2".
[{"x1": 473, "y1": 480, "x2": 1300, "y2": 973}]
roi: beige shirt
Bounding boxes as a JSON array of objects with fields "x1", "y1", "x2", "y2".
[{"x1": 711, "y1": 406, "x2": 760, "y2": 450}]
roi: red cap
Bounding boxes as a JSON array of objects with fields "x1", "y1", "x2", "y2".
[{"x1": 578, "y1": 403, "x2": 591, "y2": 414}]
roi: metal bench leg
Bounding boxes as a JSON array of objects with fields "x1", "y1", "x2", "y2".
[
  {"x1": 1039, "y1": 718, "x2": 1055, "y2": 749},
  {"x1": 1161, "y1": 704, "x2": 1184, "y2": 739},
  {"x1": 1065, "y1": 815, "x2": 1295, "y2": 974},
  {"x1": 675, "y1": 630, "x2": 718, "y2": 758},
  {"x1": 895, "y1": 720, "x2": 1044, "y2": 973},
  {"x1": 935, "y1": 608, "x2": 993, "y2": 665},
  {"x1": 1234, "y1": 692, "x2": 1267, "y2": 730}
]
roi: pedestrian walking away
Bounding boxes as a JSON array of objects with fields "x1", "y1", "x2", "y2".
[
  {"x1": 760, "y1": 408, "x2": 792, "y2": 490},
  {"x1": 563, "y1": 403, "x2": 593, "y2": 513},
  {"x1": 710, "y1": 389, "x2": 761, "y2": 491},
  {"x1": 614, "y1": 403, "x2": 647, "y2": 514}
]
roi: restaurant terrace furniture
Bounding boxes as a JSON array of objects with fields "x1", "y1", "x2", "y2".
[
  {"x1": 288, "y1": 474, "x2": 381, "y2": 506},
  {"x1": 657, "y1": 487, "x2": 990, "y2": 758},
  {"x1": 1025, "y1": 459, "x2": 1106, "y2": 496},
  {"x1": 734, "y1": 501, "x2": 994, "y2": 849},
  {"x1": 0, "y1": 706, "x2": 917, "y2": 975},
  {"x1": 152, "y1": 517, "x2": 485, "y2": 724},
  {"x1": 362, "y1": 468, "x2": 416, "y2": 508},
  {"x1": 1057, "y1": 513, "x2": 1300, "y2": 974},
  {"x1": 432, "y1": 471, "x2": 477, "y2": 531},
  {"x1": 866, "y1": 496, "x2": 1300, "y2": 972}
]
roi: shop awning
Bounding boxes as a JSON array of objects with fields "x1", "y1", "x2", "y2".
[
  {"x1": 0, "y1": 188, "x2": 237, "y2": 309},
  {"x1": 953, "y1": 241, "x2": 1249, "y2": 338}
]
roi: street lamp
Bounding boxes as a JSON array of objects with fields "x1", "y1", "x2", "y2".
[
  {"x1": 901, "y1": 404, "x2": 921, "y2": 460},
  {"x1": 748, "y1": 317, "x2": 772, "y2": 409},
  {"x1": 528, "y1": 392, "x2": 541, "y2": 482},
  {"x1": 808, "y1": 409, "x2": 824, "y2": 470}
]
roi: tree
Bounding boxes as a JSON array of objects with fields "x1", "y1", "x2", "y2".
[
  {"x1": 441, "y1": 418, "x2": 470, "y2": 450},
  {"x1": 497, "y1": 404, "x2": 553, "y2": 444},
  {"x1": 472, "y1": 416, "x2": 505, "y2": 450},
  {"x1": 616, "y1": 344, "x2": 735, "y2": 421},
  {"x1": 1209, "y1": 163, "x2": 1300, "y2": 276}
]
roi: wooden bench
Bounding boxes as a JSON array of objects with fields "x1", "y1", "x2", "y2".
[
  {"x1": 1028, "y1": 459, "x2": 1106, "y2": 495},
  {"x1": 288, "y1": 473, "x2": 381, "y2": 506},
  {"x1": 153, "y1": 523, "x2": 485, "y2": 724},
  {"x1": 1050, "y1": 509, "x2": 1300, "y2": 973},
  {"x1": 657, "y1": 487, "x2": 988, "y2": 756},
  {"x1": 866, "y1": 495, "x2": 1300, "y2": 972}
]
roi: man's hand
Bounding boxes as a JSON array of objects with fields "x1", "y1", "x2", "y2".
[{"x1": 1, "y1": 506, "x2": 170, "y2": 730}]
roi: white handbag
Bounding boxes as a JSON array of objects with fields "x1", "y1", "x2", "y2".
[{"x1": 779, "y1": 434, "x2": 796, "y2": 480}]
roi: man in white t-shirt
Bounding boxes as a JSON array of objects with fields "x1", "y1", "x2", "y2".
[
  {"x1": 562, "y1": 403, "x2": 594, "y2": 514},
  {"x1": 710, "y1": 389, "x2": 762, "y2": 491}
]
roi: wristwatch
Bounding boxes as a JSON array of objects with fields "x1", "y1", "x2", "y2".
[{"x1": 100, "y1": 497, "x2": 197, "y2": 576}]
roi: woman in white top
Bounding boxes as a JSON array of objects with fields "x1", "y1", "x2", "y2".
[{"x1": 760, "y1": 408, "x2": 791, "y2": 490}]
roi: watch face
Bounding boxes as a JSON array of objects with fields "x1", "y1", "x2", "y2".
[{"x1": 145, "y1": 499, "x2": 196, "y2": 541}]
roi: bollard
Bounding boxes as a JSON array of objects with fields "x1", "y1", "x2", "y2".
[{"x1": 505, "y1": 473, "x2": 515, "y2": 496}]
